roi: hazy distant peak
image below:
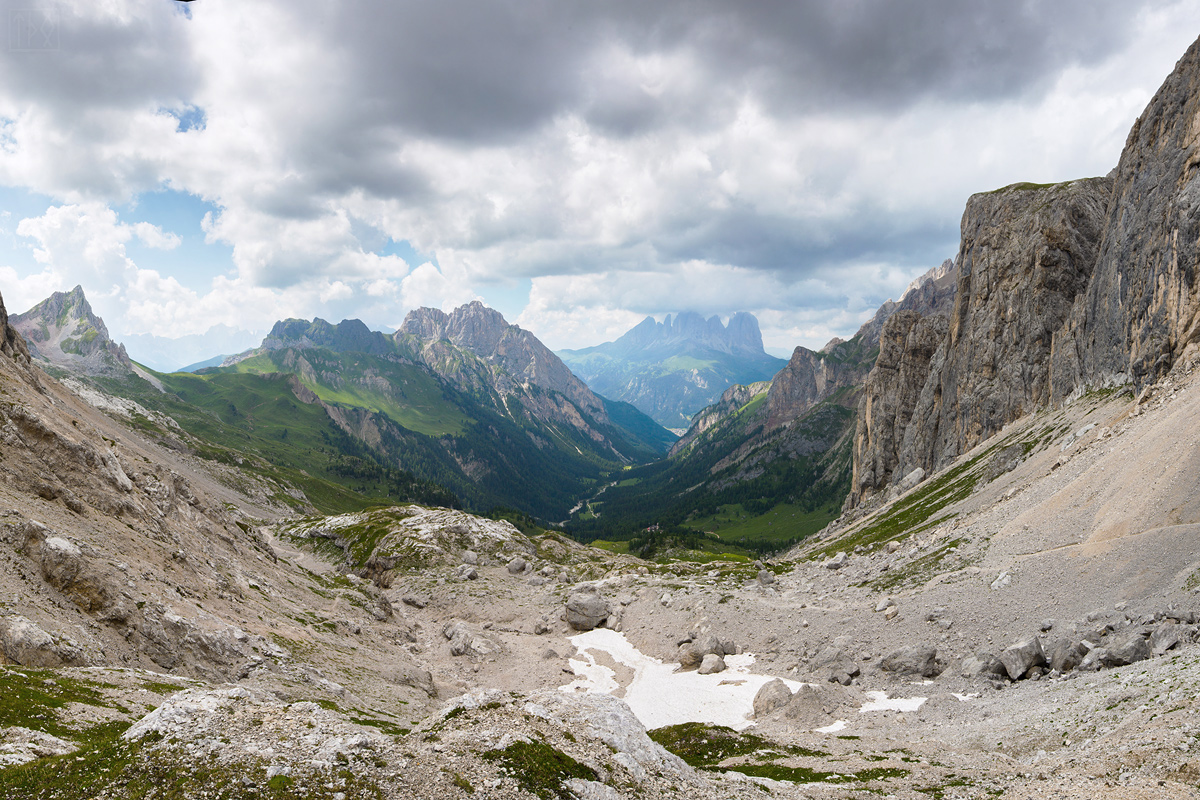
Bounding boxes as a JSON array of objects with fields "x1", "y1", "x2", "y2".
[{"x1": 608, "y1": 310, "x2": 767, "y2": 356}]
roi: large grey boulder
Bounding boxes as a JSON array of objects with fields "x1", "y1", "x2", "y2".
[
  {"x1": 697, "y1": 654, "x2": 726, "y2": 675},
  {"x1": 1103, "y1": 632, "x2": 1151, "y2": 667},
  {"x1": 1047, "y1": 638, "x2": 1085, "y2": 672},
  {"x1": 960, "y1": 653, "x2": 1006, "y2": 679},
  {"x1": 0, "y1": 615, "x2": 86, "y2": 667},
  {"x1": 753, "y1": 679, "x2": 793, "y2": 718},
  {"x1": 566, "y1": 590, "x2": 610, "y2": 631},
  {"x1": 880, "y1": 644, "x2": 940, "y2": 678},
  {"x1": 1000, "y1": 636, "x2": 1047, "y2": 680}
]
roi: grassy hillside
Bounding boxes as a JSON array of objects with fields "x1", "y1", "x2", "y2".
[{"x1": 567, "y1": 400, "x2": 854, "y2": 555}]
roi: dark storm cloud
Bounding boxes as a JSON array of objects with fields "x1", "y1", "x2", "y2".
[
  {"x1": 0, "y1": 1, "x2": 197, "y2": 110},
  {"x1": 651, "y1": 203, "x2": 960, "y2": 275},
  {"x1": 323, "y1": 0, "x2": 1146, "y2": 141}
]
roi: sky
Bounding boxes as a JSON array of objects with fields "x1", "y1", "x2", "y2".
[{"x1": 1, "y1": 1, "x2": 1199, "y2": 366}]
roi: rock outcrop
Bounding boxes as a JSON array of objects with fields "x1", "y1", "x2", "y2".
[
  {"x1": 1054, "y1": 37, "x2": 1200, "y2": 394},
  {"x1": 849, "y1": 178, "x2": 1111, "y2": 506},
  {"x1": 10, "y1": 286, "x2": 133, "y2": 377},
  {"x1": 0, "y1": 291, "x2": 30, "y2": 364},
  {"x1": 849, "y1": 36, "x2": 1200, "y2": 508}
]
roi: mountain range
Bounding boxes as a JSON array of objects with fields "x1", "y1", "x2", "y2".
[
  {"x1": 3, "y1": 32, "x2": 1200, "y2": 800},
  {"x1": 10, "y1": 293, "x2": 673, "y2": 522},
  {"x1": 558, "y1": 311, "x2": 787, "y2": 430}
]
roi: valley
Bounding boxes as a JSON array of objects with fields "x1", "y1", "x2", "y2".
[{"x1": 3, "y1": 14, "x2": 1200, "y2": 800}]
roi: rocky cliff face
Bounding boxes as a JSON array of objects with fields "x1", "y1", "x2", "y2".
[
  {"x1": 10, "y1": 286, "x2": 133, "y2": 377},
  {"x1": 0, "y1": 290, "x2": 30, "y2": 364},
  {"x1": 849, "y1": 178, "x2": 1111, "y2": 507},
  {"x1": 400, "y1": 301, "x2": 608, "y2": 423},
  {"x1": 848, "y1": 35, "x2": 1200, "y2": 510},
  {"x1": 1052, "y1": 37, "x2": 1200, "y2": 397}
]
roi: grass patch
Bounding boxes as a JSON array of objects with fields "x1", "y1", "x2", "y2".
[
  {"x1": 648, "y1": 722, "x2": 907, "y2": 785},
  {"x1": 480, "y1": 739, "x2": 597, "y2": 800}
]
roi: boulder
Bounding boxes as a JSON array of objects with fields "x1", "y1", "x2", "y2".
[
  {"x1": 783, "y1": 684, "x2": 834, "y2": 728},
  {"x1": 461, "y1": 550, "x2": 478, "y2": 565},
  {"x1": 1151, "y1": 622, "x2": 1181, "y2": 655},
  {"x1": 757, "y1": 570, "x2": 775, "y2": 586},
  {"x1": 999, "y1": 637, "x2": 1046, "y2": 680},
  {"x1": 1103, "y1": 632, "x2": 1151, "y2": 667},
  {"x1": 960, "y1": 653, "x2": 1006, "y2": 679},
  {"x1": 880, "y1": 644, "x2": 940, "y2": 677},
  {"x1": 1046, "y1": 638, "x2": 1085, "y2": 673},
  {"x1": 565, "y1": 591, "x2": 610, "y2": 631},
  {"x1": 825, "y1": 552, "x2": 848, "y2": 570},
  {"x1": 753, "y1": 679, "x2": 793, "y2": 718},
  {"x1": 386, "y1": 663, "x2": 437, "y2": 698},
  {"x1": 0, "y1": 615, "x2": 86, "y2": 668},
  {"x1": 697, "y1": 654, "x2": 726, "y2": 675},
  {"x1": 507, "y1": 557, "x2": 527, "y2": 575}
]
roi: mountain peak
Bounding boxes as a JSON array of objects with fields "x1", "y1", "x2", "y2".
[
  {"x1": 10, "y1": 286, "x2": 132, "y2": 376},
  {"x1": 259, "y1": 317, "x2": 392, "y2": 356}
]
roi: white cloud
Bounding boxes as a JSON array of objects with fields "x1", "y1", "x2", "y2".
[{"x1": 1, "y1": 0, "x2": 1199, "y2": 350}]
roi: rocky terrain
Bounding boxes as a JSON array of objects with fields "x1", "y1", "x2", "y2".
[
  {"x1": 4, "y1": 27, "x2": 1200, "y2": 800},
  {"x1": 4, "y1": 277, "x2": 1200, "y2": 797},
  {"x1": 851, "y1": 35, "x2": 1200, "y2": 511},
  {"x1": 10, "y1": 286, "x2": 136, "y2": 379}
]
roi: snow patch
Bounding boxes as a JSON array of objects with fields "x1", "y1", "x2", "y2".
[{"x1": 561, "y1": 628, "x2": 803, "y2": 731}]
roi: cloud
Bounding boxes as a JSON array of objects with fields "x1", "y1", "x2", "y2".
[{"x1": 0, "y1": 0, "x2": 1198, "y2": 350}]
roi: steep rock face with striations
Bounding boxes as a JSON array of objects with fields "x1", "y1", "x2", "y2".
[
  {"x1": 849, "y1": 178, "x2": 1111, "y2": 507},
  {"x1": 848, "y1": 310, "x2": 949, "y2": 508},
  {"x1": 1053, "y1": 37, "x2": 1200, "y2": 397},
  {"x1": 398, "y1": 301, "x2": 612, "y2": 429},
  {"x1": 762, "y1": 340, "x2": 870, "y2": 432},
  {"x1": 403, "y1": 302, "x2": 609, "y2": 422},
  {"x1": 0, "y1": 289, "x2": 31, "y2": 364},
  {"x1": 11, "y1": 286, "x2": 133, "y2": 377}
]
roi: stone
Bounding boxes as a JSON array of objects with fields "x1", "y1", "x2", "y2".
[
  {"x1": 880, "y1": 644, "x2": 940, "y2": 678},
  {"x1": 400, "y1": 594, "x2": 428, "y2": 609},
  {"x1": 757, "y1": 569, "x2": 775, "y2": 586},
  {"x1": 461, "y1": 550, "x2": 478, "y2": 565},
  {"x1": 753, "y1": 679, "x2": 793, "y2": 718},
  {"x1": 386, "y1": 663, "x2": 437, "y2": 698},
  {"x1": 506, "y1": 557, "x2": 526, "y2": 575},
  {"x1": 0, "y1": 615, "x2": 86, "y2": 668},
  {"x1": 1151, "y1": 622, "x2": 1181, "y2": 654},
  {"x1": 884, "y1": 605, "x2": 899, "y2": 620},
  {"x1": 874, "y1": 597, "x2": 894, "y2": 613},
  {"x1": 960, "y1": 653, "x2": 1006, "y2": 679},
  {"x1": 1000, "y1": 637, "x2": 1047, "y2": 680},
  {"x1": 783, "y1": 684, "x2": 834, "y2": 728},
  {"x1": 1047, "y1": 638, "x2": 1084, "y2": 673},
  {"x1": 1103, "y1": 632, "x2": 1151, "y2": 666},
  {"x1": 565, "y1": 592, "x2": 610, "y2": 631},
  {"x1": 697, "y1": 654, "x2": 726, "y2": 674},
  {"x1": 826, "y1": 552, "x2": 848, "y2": 570}
]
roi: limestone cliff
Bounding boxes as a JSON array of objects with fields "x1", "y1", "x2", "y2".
[
  {"x1": 0, "y1": 289, "x2": 30, "y2": 364},
  {"x1": 848, "y1": 35, "x2": 1200, "y2": 510},
  {"x1": 849, "y1": 178, "x2": 1111, "y2": 507},
  {"x1": 1053, "y1": 36, "x2": 1200, "y2": 396}
]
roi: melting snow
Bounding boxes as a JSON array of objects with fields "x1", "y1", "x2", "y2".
[
  {"x1": 858, "y1": 691, "x2": 926, "y2": 713},
  {"x1": 561, "y1": 629, "x2": 803, "y2": 731}
]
